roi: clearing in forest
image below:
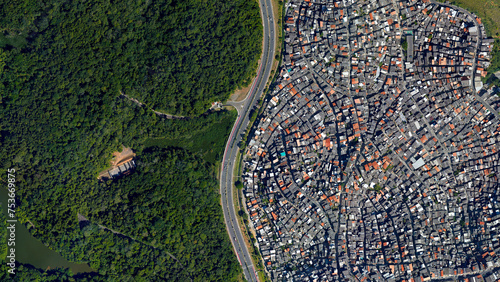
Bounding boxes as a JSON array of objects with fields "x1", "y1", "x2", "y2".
[{"x1": 98, "y1": 146, "x2": 136, "y2": 180}]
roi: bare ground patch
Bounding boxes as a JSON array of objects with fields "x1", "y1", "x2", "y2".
[
  {"x1": 98, "y1": 146, "x2": 136, "y2": 180},
  {"x1": 112, "y1": 146, "x2": 136, "y2": 167}
]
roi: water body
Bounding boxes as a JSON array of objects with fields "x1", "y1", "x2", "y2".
[{"x1": 0, "y1": 187, "x2": 94, "y2": 274}]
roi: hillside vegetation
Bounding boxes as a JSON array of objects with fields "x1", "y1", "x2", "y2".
[
  {"x1": 0, "y1": 0, "x2": 258, "y2": 280},
  {"x1": 0, "y1": 0, "x2": 262, "y2": 116}
]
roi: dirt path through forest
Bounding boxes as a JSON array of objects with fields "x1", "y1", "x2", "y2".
[{"x1": 77, "y1": 213, "x2": 193, "y2": 281}]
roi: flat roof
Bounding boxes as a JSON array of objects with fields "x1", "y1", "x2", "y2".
[
  {"x1": 407, "y1": 34, "x2": 414, "y2": 62},
  {"x1": 412, "y1": 158, "x2": 425, "y2": 170}
]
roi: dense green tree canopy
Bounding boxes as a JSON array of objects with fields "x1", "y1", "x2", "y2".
[
  {"x1": 86, "y1": 148, "x2": 241, "y2": 281},
  {"x1": 0, "y1": 0, "x2": 262, "y2": 116},
  {"x1": 0, "y1": 0, "x2": 259, "y2": 280}
]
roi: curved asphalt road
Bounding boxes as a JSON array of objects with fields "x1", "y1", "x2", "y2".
[{"x1": 220, "y1": 0, "x2": 276, "y2": 281}]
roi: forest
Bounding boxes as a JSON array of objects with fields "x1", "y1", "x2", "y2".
[
  {"x1": 86, "y1": 148, "x2": 241, "y2": 281},
  {"x1": 0, "y1": 0, "x2": 262, "y2": 116},
  {"x1": 0, "y1": 100, "x2": 241, "y2": 280},
  {"x1": 0, "y1": 0, "x2": 260, "y2": 280}
]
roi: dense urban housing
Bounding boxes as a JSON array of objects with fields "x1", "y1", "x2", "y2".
[{"x1": 242, "y1": 0, "x2": 500, "y2": 281}]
